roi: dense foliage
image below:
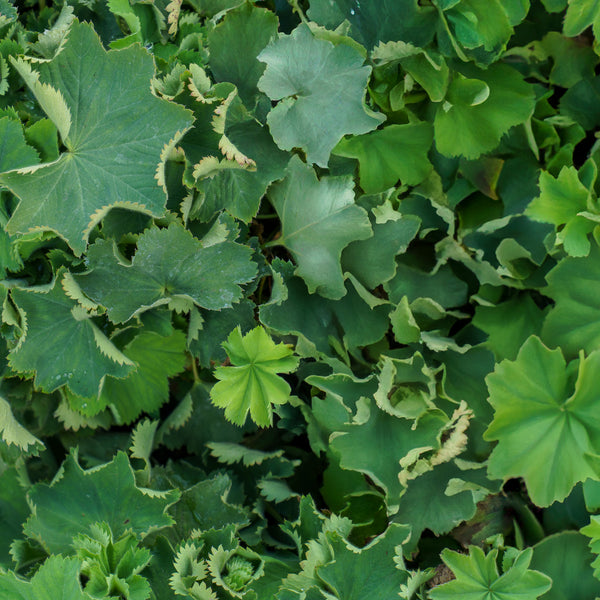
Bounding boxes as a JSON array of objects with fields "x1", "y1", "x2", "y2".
[{"x1": 1, "y1": 0, "x2": 600, "y2": 598}]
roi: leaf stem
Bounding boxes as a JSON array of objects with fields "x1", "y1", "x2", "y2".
[
  {"x1": 287, "y1": 0, "x2": 309, "y2": 25},
  {"x1": 191, "y1": 356, "x2": 200, "y2": 382}
]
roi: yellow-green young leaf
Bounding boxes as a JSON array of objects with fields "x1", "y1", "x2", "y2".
[
  {"x1": 434, "y1": 63, "x2": 534, "y2": 159},
  {"x1": 429, "y1": 546, "x2": 551, "y2": 600},
  {"x1": 581, "y1": 516, "x2": 600, "y2": 579},
  {"x1": 210, "y1": 326, "x2": 299, "y2": 427},
  {"x1": 526, "y1": 166, "x2": 595, "y2": 257},
  {"x1": 333, "y1": 123, "x2": 434, "y2": 194}
]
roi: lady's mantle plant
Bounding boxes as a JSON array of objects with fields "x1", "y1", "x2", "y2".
[{"x1": 1, "y1": 1, "x2": 600, "y2": 599}]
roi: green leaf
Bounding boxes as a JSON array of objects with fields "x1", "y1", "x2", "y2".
[
  {"x1": 160, "y1": 383, "x2": 246, "y2": 454},
  {"x1": 316, "y1": 524, "x2": 411, "y2": 599},
  {"x1": 24, "y1": 118, "x2": 59, "y2": 163},
  {"x1": 473, "y1": 295, "x2": 547, "y2": 361},
  {"x1": 0, "y1": 116, "x2": 39, "y2": 172},
  {"x1": 267, "y1": 156, "x2": 372, "y2": 299},
  {"x1": 0, "y1": 396, "x2": 43, "y2": 452},
  {"x1": 429, "y1": 546, "x2": 551, "y2": 600},
  {"x1": 542, "y1": 244, "x2": 600, "y2": 358},
  {"x1": 484, "y1": 336, "x2": 600, "y2": 507},
  {"x1": 341, "y1": 214, "x2": 420, "y2": 290},
  {"x1": 169, "y1": 473, "x2": 250, "y2": 540},
  {"x1": 333, "y1": 123, "x2": 434, "y2": 194},
  {"x1": 307, "y1": 0, "x2": 437, "y2": 50},
  {"x1": 210, "y1": 326, "x2": 299, "y2": 427},
  {"x1": 190, "y1": 301, "x2": 256, "y2": 368},
  {"x1": 100, "y1": 330, "x2": 187, "y2": 424},
  {"x1": 385, "y1": 262, "x2": 468, "y2": 308},
  {"x1": 526, "y1": 167, "x2": 595, "y2": 257},
  {"x1": 207, "y1": 2, "x2": 278, "y2": 106},
  {"x1": 393, "y1": 462, "x2": 478, "y2": 549},
  {"x1": 259, "y1": 260, "x2": 390, "y2": 355},
  {"x1": 444, "y1": 0, "x2": 513, "y2": 58},
  {"x1": 0, "y1": 555, "x2": 94, "y2": 600},
  {"x1": 0, "y1": 20, "x2": 193, "y2": 255},
  {"x1": 258, "y1": 24, "x2": 384, "y2": 167},
  {"x1": 0, "y1": 467, "x2": 29, "y2": 568},
  {"x1": 195, "y1": 116, "x2": 290, "y2": 223},
  {"x1": 24, "y1": 451, "x2": 178, "y2": 555},
  {"x1": 560, "y1": 76, "x2": 600, "y2": 129},
  {"x1": 330, "y1": 398, "x2": 446, "y2": 507},
  {"x1": 75, "y1": 223, "x2": 256, "y2": 323},
  {"x1": 539, "y1": 32, "x2": 598, "y2": 88},
  {"x1": 435, "y1": 64, "x2": 535, "y2": 158},
  {"x1": 9, "y1": 272, "x2": 135, "y2": 398},
  {"x1": 530, "y1": 532, "x2": 600, "y2": 599}
]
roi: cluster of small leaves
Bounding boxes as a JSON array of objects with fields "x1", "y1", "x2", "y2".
[{"x1": 3, "y1": 0, "x2": 600, "y2": 598}]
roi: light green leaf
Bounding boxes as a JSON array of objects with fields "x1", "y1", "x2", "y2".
[
  {"x1": 530, "y1": 532, "x2": 600, "y2": 600},
  {"x1": 582, "y1": 517, "x2": 600, "y2": 580},
  {"x1": 473, "y1": 295, "x2": 547, "y2": 361},
  {"x1": 435, "y1": 64, "x2": 535, "y2": 158},
  {"x1": 0, "y1": 556, "x2": 94, "y2": 600},
  {"x1": 526, "y1": 167, "x2": 595, "y2": 257},
  {"x1": 258, "y1": 24, "x2": 384, "y2": 167},
  {"x1": 484, "y1": 336, "x2": 600, "y2": 506},
  {"x1": 208, "y1": 2, "x2": 278, "y2": 106},
  {"x1": 267, "y1": 156, "x2": 372, "y2": 299},
  {"x1": 0, "y1": 20, "x2": 193, "y2": 255},
  {"x1": 444, "y1": 0, "x2": 513, "y2": 57},
  {"x1": 101, "y1": 330, "x2": 187, "y2": 424},
  {"x1": 333, "y1": 123, "x2": 433, "y2": 194},
  {"x1": 210, "y1": 326, "x2": 299, "y2": 427},
  {"x1": 429, "y1": 546, "x2": 551, "y2": 600},
  {"x1": 371, "y1": 42, "x2": 450, "y2": 102},
  {"x1": 24, "y1": 451, "x2": 179, "y2": 554},
  {"x1": 542, "y1": 244, "x2": 600, "y2": 358},
  {"x1": 75, "y1": 223, "x2": 256, "y2": 323},
  {"x1": 564, "y1": 0, "x2": 600, "y2": 38},
  {"x1": 9, "y1": 272, "x2": 134, "y2": 398}
]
